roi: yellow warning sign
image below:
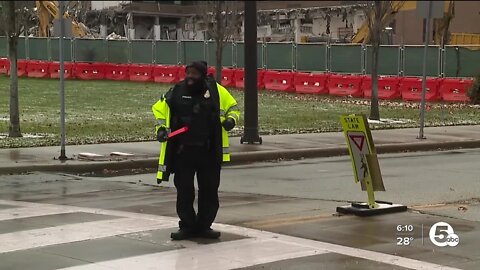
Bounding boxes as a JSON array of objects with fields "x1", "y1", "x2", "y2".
[
  {"x1": 340, "y1": 114, "x2": 386, "y2": 209},
  {"x1": 340, "y1": 115, "x2": 375, "y2": 183}
]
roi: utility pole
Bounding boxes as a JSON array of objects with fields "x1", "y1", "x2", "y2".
[
  {"x1": 59, "y1": 0, "x2": 67, "y2": 160},
  {"x1": 241, "y1": 0, "x2": 262, "y2": 144}
]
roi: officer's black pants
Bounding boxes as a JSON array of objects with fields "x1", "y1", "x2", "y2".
[{"x1": 173, "y1": 145, "x2": 221, "y2": 231}]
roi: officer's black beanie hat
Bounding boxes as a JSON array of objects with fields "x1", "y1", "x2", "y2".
[{"x1": 186, "y1": 61, "x2": 208, "y2": 77}]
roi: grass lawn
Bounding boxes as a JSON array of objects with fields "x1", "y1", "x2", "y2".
[{"x1": 0, "y1": 76, "x2": 479, "y2": 148}]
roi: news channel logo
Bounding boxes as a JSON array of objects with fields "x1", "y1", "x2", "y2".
[{"x1": 429, "y1": 222, "x2": 460, "y2": 247}]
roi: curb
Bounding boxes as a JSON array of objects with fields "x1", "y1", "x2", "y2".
[{"x1": 0, "y1": 140, "x2": 479, "y2": 175}]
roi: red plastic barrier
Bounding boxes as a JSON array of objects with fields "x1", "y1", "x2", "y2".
[
  {"x1": 439, "y1": 78, "x2": 474, "y2": 102},
  {"x1": 153, "y1": 65, "x2": 180, "y2": 83},
  {"x1": 294, "y1": 72, "x2": 329, "y2": 94},
  {"x1": 104, "y1": 63, "x2": 129, "y2": 81},
  {"x1": 26, "y1": 61, "x2": 50, "y2": 78},
  {"x1": 0, "y1": 58, "x2": 9, "y2": 74},
  {"x1": 233, "y1": 69, "x2": 265, "y2": 89},
  {"x1": 208, "y1": 67, "x2": 216, "y2": 77},
  {"x1": 129, "y1": 64, "x2": 153, "y2": 82},
  {"x1": 221, "y1": 68, "x2": 236, "y2": 87},
  {"x1": 362, "y1": 76, "x2": 402, "y2": 100},
  {"x1": 49, "y1": 62, "x2": 74, "y2": 79},
  {"x1": 74, "y1": 62, "x2": 105, "y2": 80},
  {"x1": 400, "y1": 77, "x2": 441, "y2": 101},
  {"x1": 7, "y1": 60, "x2": 28, "y2": 77},
  {"x1": 328, "y1": 74, "x2": 364, "y2": 97},
  {"x1": 178, "y1": 66, "x2": 186, "y2": 81},
  {"x1": 263, "y1": 71, "x2": 295, "y2": 92}
]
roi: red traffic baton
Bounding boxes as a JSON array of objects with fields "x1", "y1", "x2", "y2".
[{"x1": 168, "y1": 126, "x2": 189, "y2": 138}]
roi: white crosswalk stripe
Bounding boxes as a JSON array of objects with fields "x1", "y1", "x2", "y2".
[{"x1": 0, "y1": 200, "x2": 461, "y2": 270}]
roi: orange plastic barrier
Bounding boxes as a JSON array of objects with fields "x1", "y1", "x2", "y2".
[
  {"x1": 49, "y1": 62, "x2": 75, "y2": 79},
  {"x1": 104, "y1": 63, "x2": 129, "y2": 81},
  {"x1": 129, "y1": 64, "x2": 153, "y2": 82},
  {"x1": 233, "y1": 69, "x2": 265, "y2": 90},
  {"x1": 400, "y1": 77, "x2": 441, "y2": 101},
  {"x1": 0, "y1": 58, "x2": 10, "y2": 74},
  {"x1": 294, "y1": 72, "x2": 329, "y2": 94},
  {"x1": 328, "y1": 74, "x2": 364, "y2": 97},
  {"x1": 263, "y1": 71, "x2": 295, "y2": 92},
  {"x1": 153, "y1": 65, "x2": 180, "y2": 83},
  {"x1": 362, "y1": 76, "x2": 402, "y2": 100},
  {"x1": 439, "y1": 78, "x2": 474, "y2": 102},
  {"x1": 26, "y1": 61, "x2": 50, "y2": 78},
  {"x1": 74, "y1": 62, "x2": 105, "y2": 80}
]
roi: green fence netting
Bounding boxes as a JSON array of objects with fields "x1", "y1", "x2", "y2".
[
  {"x1": 106, "y1": 39, "x2": 129, "y2": 64},
  {"x1": 28, "y1": 38, "x2": 50, "y2": 61},
  {"x1": 330, "y1": 44, "x2": 363, "y2": 73},
  {"x1": 444, "y1": 46, "x2": 480, "y2": 78},
  {"x1": 365, "y1": 46, "x2": 400, "y2": 75},
  {"x1": 206, "y1": 41, "x2": 234, "y2": 67},
  {"x1": 235, "y1": 42, "x2": 264, "y2": 69},
  {"x1": 17, "y1": 37, "x2": 27, "y2": 60},
  {"x1": 182, "y1": 41, "x2": 205, "y2": 64},
  {"x1": 0, "y1": 36, "x2": 7, "y2": 57},
  {"x1": 265, "y1": 43, "x2": 294, "y2": 70},
  {"x1": 403, "y1": 46, "x2": 440, "y2": 77},
  {"x1": 155, "y1": 41, "x2": 179, "y2": 65},
  {"x1": 296, "y1": 43, "x2": 327, "y2": 72},
  {"x1": 131, "y1": 40, "x2": 153, "y2": 64},
  {"x1": 75, "y1": 39, "x2": 106, "y2": 62},
  {"x1": 50, "y1": 38, "x2": 72, "y2": 62}
]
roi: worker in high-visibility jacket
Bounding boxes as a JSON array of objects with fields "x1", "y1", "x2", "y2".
[{"x1": 152, "y1": 61, "x2": 240, "y2": 240}]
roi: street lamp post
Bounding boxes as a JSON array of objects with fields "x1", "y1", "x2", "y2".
[
  {"x1": 241, "y1": 0, "x2": 262, "y2": 144},
  {"x1": 59, "y1": 0, "x2": 67, "y2": 160}
]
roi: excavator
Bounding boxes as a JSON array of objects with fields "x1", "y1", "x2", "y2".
[
  {"x1": 351, "y1": 1, "x2": 417, "y2": 44},
  {"x1": 351, "y1": 1, "x2": 479, "y2": 46},
  {"x1": 36, "y1": 0, "x2": 87, "y2": 37}
]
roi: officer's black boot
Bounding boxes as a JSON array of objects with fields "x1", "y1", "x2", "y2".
[
  {"x1": 170, "y1": 228, "x2": 196, "y2": 240},
  {"x1": 197, "y1": 228, "x2": 221, "y2": 239}
]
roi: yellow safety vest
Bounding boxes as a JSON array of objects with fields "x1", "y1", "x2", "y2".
[{"x1": 152, "y1": 82, "x2": 240, "y2": 183}]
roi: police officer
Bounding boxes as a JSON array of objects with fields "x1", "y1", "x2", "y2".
[{"x1": 152, "y1": 61, "x2": 240, "y2": 240}]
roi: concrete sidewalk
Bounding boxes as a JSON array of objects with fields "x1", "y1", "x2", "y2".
[{"x1": 0, "y1": 125, "x2": 479, "y2": 175}]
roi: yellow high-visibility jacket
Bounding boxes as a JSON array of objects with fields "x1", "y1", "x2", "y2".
[{"x1": 152, "y1": 78, "x2": 240, "y2": 183}]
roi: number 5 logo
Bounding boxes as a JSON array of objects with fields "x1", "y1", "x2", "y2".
[{"x1": 429, "y1": 222, "x2": 460, "y2": 247}]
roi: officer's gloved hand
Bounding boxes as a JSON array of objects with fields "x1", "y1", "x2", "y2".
[
  {"x1": 222, "y1": 118, "x2": 235, "y2": 131},
  {"x1": 156, "y1": 127, "x2": 168, "y2": 142}
]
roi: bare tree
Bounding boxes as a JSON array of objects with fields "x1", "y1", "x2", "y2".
[
  {"x1": 364, "y1": 1, "x2": 404, "y2": 120},
  {"x1": 434, "y1": 0, "x2": 455, "y2": 47},
  {"x1": 203, "y1": 1, "x2": 241, "y2": 81},
  {"x1": 0, "y1": 1, "x2": 32, "y2": 137}
]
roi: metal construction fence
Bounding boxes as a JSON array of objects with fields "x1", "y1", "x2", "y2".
[{"x1": 0, "y1": 37, "x2": 478, "y2": 77}]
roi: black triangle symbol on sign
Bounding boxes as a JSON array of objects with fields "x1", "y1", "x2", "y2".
[{"x1": 349, "y1": 135, "x2": 365, "y2": 151}]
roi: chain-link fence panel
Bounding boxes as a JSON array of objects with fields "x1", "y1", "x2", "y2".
[
  {"x1": 155, "y1": 41, "x2": 179, "y2": 65},
  {"x1": 28, "y1": 38, "x2": 50, "y2": 61},
  {"x1": 0, "y1": 36, "x2": 7, "y2": 57},
  {"x1": 330, "y1": 44, "x2": 363, "y2": 74},
  {"x1": 50, "y1": 38, "x2": 72, "y2": 62},
  {"x1": 296, "y1": 43, "x2": 327, "y2": 72},
  {"x1": 265, "y1": 42, "x2": 294, "y2": 70},
  {"x1": 403, "y1": 45, "x2": 440, "y2": 77},
  {"x1": 107, "y1": 39, "x2": 129, "y2": 64},
  {"x1": 365, "y1": 45, "x2": 400, "y2": 75},
  {"x1": 74, "y1": 39, "x2": 106, "y2": 62},
  {"x1": 235, "y1": 42, "x2": 263, "y2": 69},
  {"x1": 444, "y1": 46, "x2": 480, "y2": 78},
  {"x1": 17, "y1": 37, "x2": 27, "y2": 60},
  {"x1": 131, "y1": 40, "x2": 153, "y2": 64},
  {"x1": 182, "y1": 41, "x2": 206, "y2": 64},
  {"x1": 206, "y1": 41, "x2": 234, "y2": 67}
]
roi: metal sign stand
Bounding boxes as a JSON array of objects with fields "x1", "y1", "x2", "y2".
[{"x1": 337, "y1": 114, "x2": 407, "y2": 216}]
